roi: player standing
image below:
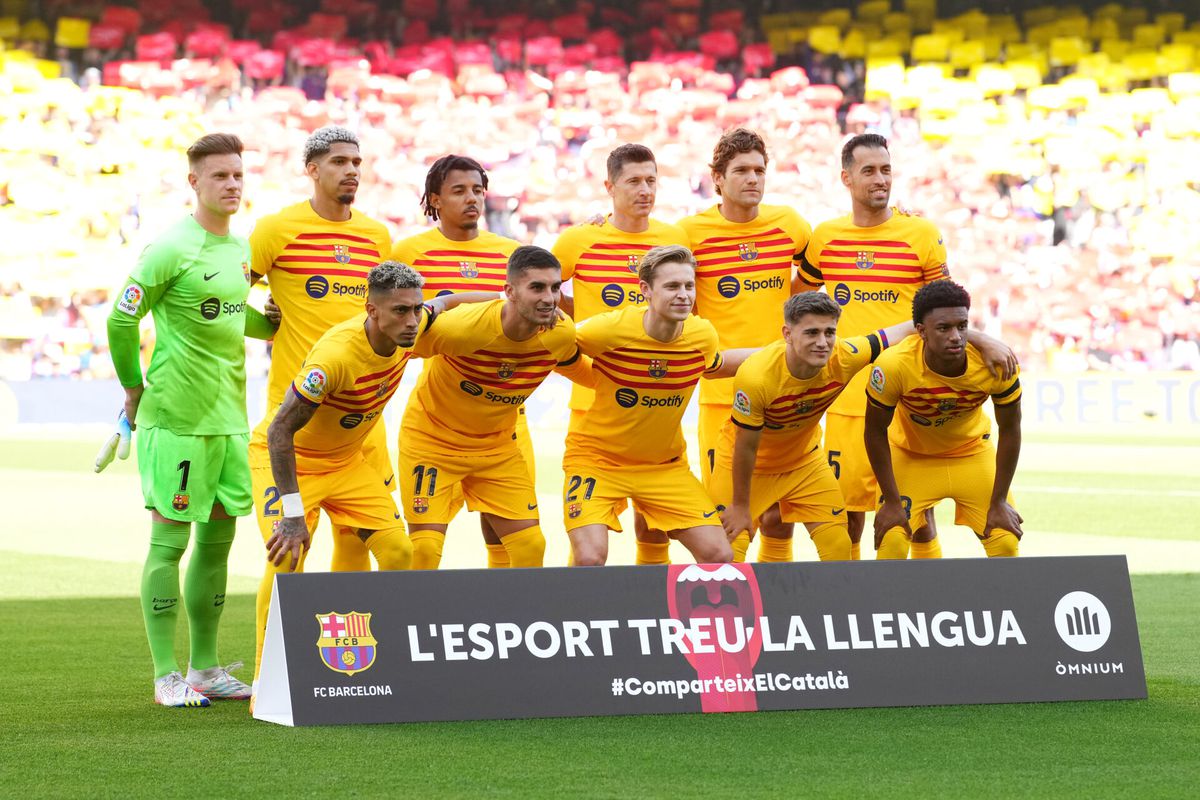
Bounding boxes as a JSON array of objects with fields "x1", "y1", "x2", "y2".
[
  {"x1": 392, "y1": 155, "x2": 525, "y2": 569},
  {"x1": 251, "y1": 263, "x2": 429, "y2": 689},
  {"x1": 865, "y1": 281, "x2": 1024, "y2": 559},
  {"x1": 565, "y1": 245, "x2": 753, "y2": 567},
  {"x1": 552, "y1": 144, "x2": 692, "y2": 565},
  {"x1": 798, "y1": 133, "x2": 951, "y2": 559},
  {"x1": 678, "y1": 128, "x2": 813, "y2": 562},
  {"x1": 249, "y1": 126, "x2": 393, "y2": 574},
  {"x1": 104, "y1": 133, "x2": 276, "y2": 707},
  {"x1": 399, "y1": 246, "x2": 588, "y2": 568}
]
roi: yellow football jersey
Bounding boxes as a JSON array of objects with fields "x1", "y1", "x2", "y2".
[
  {"x1": 719, "y1": 334, "x2": 882, "y2": 474},
  {"x1": 254, "y1": 311, "x2": 426, "y2": 470},
  {"x1": 866, "y1": 337, "x2": 1021, "y2": 458},
  {"x1": 403, "y1": 299, "x2": 578, "y2": 455},
  {"x1": 567, "y1": 306, "x2": 722, "y2": 468},
  {"x1": 552, "y1": 217, "x2": 691, "y2": 411},
  {"x1": 799, "y1": 213, "x2": 948, "y2": 417},
  {"x1": 391, "y1": 227, "x2": 519, "y2": 300},
  {"x1": 250, "y1": 201, "x2": 392, "y2": 410},
  {"x1": 677, "y1": 203, "x2": 812, "y2": 406}
]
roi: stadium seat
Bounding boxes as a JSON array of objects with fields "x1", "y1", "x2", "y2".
[
  {"x1": 136, "y1": 32, "x2": 177, "y2": 62},
  {"x1": 881, "y1": 12, "x2": 912, "y2": 34},
  {"x1": 950, "y1": 40, "x2": 985, "y2": 70},
  {"x1": 808, "y1": 26, "x2": 840, "y2": 56},
  {"x1": 911, "y1": 34, "x2": 949, "y2": 63},
  {"x1": 768, "y1": 65, "x2": 808, "y2": 95},
  {"x1": 840, "y1": 28, "x2": 866, "y2": 60},
  {"x1": 1133, "y1": 25, "x2": 1166, "y2": 50},
  {"x1": 89, "y1": 24, "x2": 126, "y2": 50},
  {"x1": 698, "y1": 31, "x2": 739, "y2": 61},
  {"x1": 244, "y1": 49, "x2": 285, "y2": 81},
  {"x1": 552, "y1": 14, "x2": 589, "y2": 41},
  {"x1": 817, "y1": 9, "x2": 851, "y2": 29},
  {"x1": 100, "y1": 5, "x2": 142, "y2": 35},
  {"x1": 1050, "y1": 37, "x2": 1086, "y2": 68},
  {"x1": 525, "y1": 36, "x2": 564, "y2": 66},
  {"x1": 741, "y1": 44, "x2": 774, "y2": 75},
  {"x1": 54, "y1": 17, "x2": 90, "y2": 49},
  {"x1": 857, "y1": 1, "x2": 890, "y2": 23}
]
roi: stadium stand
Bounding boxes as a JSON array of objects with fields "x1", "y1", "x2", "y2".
[{"x1": 0, "y1": 1, "x2": 1197, "y2": 379}]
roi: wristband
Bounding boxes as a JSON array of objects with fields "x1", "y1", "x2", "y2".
[{"x1": 281, "y1": 492, "x2": 304, "y2": 518}]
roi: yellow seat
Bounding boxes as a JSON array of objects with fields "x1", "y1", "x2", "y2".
[
  {"x1": 840, "y1": 28, "x2": 866, "y2": 59},
  {"x1": 1027, "y1": 23, "x2": 1057, "y2": 47},
  {"x1": 1157, "y1": 13, "x2": 1186, "y2": 35},
  {"x1": 1089, "y1": 17, "x2": 1119, "y2": 41},
  {"x1": 1094, "y1": 3, "x2": 1123, "y2": 21},
  {"x1": 1119, "y1": 9, "x2": 1148, "y2": 28},
  {"x1": 1100, "y1": 39, "x2": 1131, "y2": 62},
  {"x1": 1133, "y1": 24, "x2": 1166, "y2": 49},
  {"x1": 1124, "y1": 51, "x2": 1162, "y2": 81},
  {"x1": 950, "y1": 40, "x2": 985, "y2": 70},
  {"x1": 864, "y1": 58, "x2": 905, "y2": 101},
  {"x1": 972, "y1": 63, "x2": 1017, "y2": 96},
  {"x1": 817, "y1": 9, "x2": 851, "y2": 28},
  {"x1": 866, "y1": 38, "x2": 904, "y2": 60},
  {"x1": 19, "y1": 18, "x2": 48, "y2": 41},
  {"x1": 766, "y1": 29, "x2": 792, "y2": 55},
  {"x1": 1094, "y1": 63, "x2": 1131, "y2": 92},
  {"x1": 1161, "y1": 44, "x2": 1194, "y2": 74},
  {"x1": 32, "y1": 58, "x2": 59, "y2": 79},
  {"x1": 1075, "y1": 53, "x2": 1111, "y2": 77},
  {"x1": 53, "y1": 17, "x2": 89, "y2": 50},
  {"x1": 0, "y1": 16, "x2": 18, "y2": 39},
  {"x1": 808, "y1": 25, "x2": 841, "y2": 55},
  {"x1": 1059, "y1": 76, "x2": 1099, "y2": 105},
  {"x1": 979, "y1": 35, "x2": 1003, "y2": 60},
  {"x1": 911, "y1": 33, "x2": 949, "y2": 63},
  {"x1": 1174, "y1": 31, "x2": 1200, "y2": 47},
  {"x1": 857, "y1": 0, "x2": 890, "y2": 22},
  {"x1": 1050, "y1": 37, "x2": 1086, "y2": 67},
  {"x1": 1130, "y1": 87, "x2": 1172, "y2": 120},
  {"x1": 1027, "y1": 84, "x2": 1067, "y2": 111},
  {"x1": 1007, "y1": 60, "x2": 1043, "y2": 90},
  {"x1": 1056, "y1": 16, "x2": 1090, "y2": 39},
  {"x1": 882, "y1": 12, "x2": 912, "y2": 34}
]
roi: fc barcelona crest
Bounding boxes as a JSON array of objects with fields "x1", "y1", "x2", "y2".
[
  {"x1": 498, "y1": 362, "x2": 515, "y2": 380},
  {"x1": 333, "y1": 244, "x2": 352, "y2": 265},
  {"x1": 855, "y1": 251, "x2": 875, "y2": 270},
  {"x1": 796, "y1": 400, "x2": 814, "y2": 414},
  {"x1": 568, "y1": 502, "x2": 582, "y2": 519},
  {"x1": 738, "y1": 242, "x2": 759, "y2": 261},
  {"x1": 627, "y1": 255, "x2": 641, "y2": 273},
  {"x1": 459, "y1": 261, "x2": 479, "y2": 278},
  {"x1": 938, "y1": 398, "x2": 958, "y2": 412},
  {"x1": 412, "y1": 497, "x2": 429, "y2": 514},
  {"x1": 242, "y1": 261, "x2": 251, "y2": 284},
  {"x1": 376, "y1": 380, "x2": 390, "y2": 398},
  {"x1": 172, "y1": 493, "x2": 190, "y2": 511},
  {"x1": 648, "y1": 359, "x2": 668, "y2": 379},
  {"x1": 316, "y1": 612, "x2": 377, "y2": 676}
]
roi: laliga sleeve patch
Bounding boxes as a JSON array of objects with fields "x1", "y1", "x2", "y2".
[
  {"x1": 300, "y1": 368, "x2": 328, "y2": 398},
  {"x1": 733, "y1": 389, "x2": 752, "y2": 417},
  {"x1": 869, "y1": 365, "x2": 886, "y2": 393},
  {"x1": 116, "y1": 284, "x2": 144, "y2": 316}
]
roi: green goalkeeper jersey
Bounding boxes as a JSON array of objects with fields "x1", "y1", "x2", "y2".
[{"x1": 107, "y1": 216, "x2": 253, "y2": 435}]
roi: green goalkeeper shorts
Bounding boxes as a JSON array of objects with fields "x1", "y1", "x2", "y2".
[{"x1": 137, "y1": 427, "x2": 252, "y2": 522}]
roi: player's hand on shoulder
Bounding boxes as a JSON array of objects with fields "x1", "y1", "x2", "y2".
[
  {"x1": 585, "y1": 213, "x2": 606, "y2": 227},
  {"x1": 872, "y1": 498, "x2": 912, "y2": 549},
  {"x1": 892, "y1": 204, "x2": 922, "y2": 217},
  {"x1": 983, "y1": 501, "x2": 1024, "y2": 541}
]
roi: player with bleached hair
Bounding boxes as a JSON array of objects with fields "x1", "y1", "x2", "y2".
[{"x1": 100, "y1": 133, "x2": 278, "y2": 707}]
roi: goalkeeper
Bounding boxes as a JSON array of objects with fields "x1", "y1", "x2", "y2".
[{"x1": 101, "y1": 134, "x2": 278, "y2": 708}]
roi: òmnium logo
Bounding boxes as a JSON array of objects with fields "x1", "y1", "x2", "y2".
[{"x1": 1054, "y1": 591, "x2": 1111, "y2": 652}]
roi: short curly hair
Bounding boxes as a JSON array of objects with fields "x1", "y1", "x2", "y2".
[
  {"x1": 709, "y1": 128, "x2": 768, "y2": 195},
  {"x1": 912, "y1": 280, "x2": 971, "y2": 325},
  {"x1": 368, "y1": 260, "x2": 425, "y2": 296},
  {"x1": 420, "y1": 155, "x2": 488, "y2": 221},
  {"x1": 304, "y1": 126, "x2": 359, "y2": 165}
]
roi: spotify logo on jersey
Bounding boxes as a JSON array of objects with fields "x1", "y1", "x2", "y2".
[
  {"x1": 615, "y1": 388, "x2": 639, "y2": 408},
  {"x1": 199, "y1": 297, "x2": 221, "y2": 320},
  {"x1": 306, "y1": 275, "x2": 330, "y2": 298},
  {"x1": 601, "y1": 284, "x2": 624, "y2": 307},
  {"x1": 460, "y1": 381, "x2": 484, "y2": 396},
  {"x1": 717, "y1": 276, "x2": 740, "y2": 298},
  {"x1": 833, "y1": 283, "x2": 852, "y2": 306},
  {"x1": 340, "y1": 413, "x2": 364, "y2": 429}
]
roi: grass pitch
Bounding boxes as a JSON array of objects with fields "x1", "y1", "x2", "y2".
[{"x1": 1, "y1": 427, "x2": 1198, "y2": 798}]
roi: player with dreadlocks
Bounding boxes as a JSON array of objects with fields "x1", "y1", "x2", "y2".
[{"x1": 391, "y1": 155, "x2": 528, "y2": 570}]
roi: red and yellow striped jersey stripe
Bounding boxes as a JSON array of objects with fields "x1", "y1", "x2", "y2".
[{"x1": 392, "y1": 228, "x2": 519, "y2": 300}]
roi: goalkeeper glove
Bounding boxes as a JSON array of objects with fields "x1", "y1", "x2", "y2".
[{"x1": 94, "y1": 409, "x2": 132, "y2": 473}]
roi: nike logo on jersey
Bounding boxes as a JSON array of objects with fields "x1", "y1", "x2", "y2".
[
  {"x1": 703, "y1": 509, "x2": 719, "y2": 518},
  {"x1": 383, "y1": 476, "x2": 394, "y2": 487},
  {"x1": 394, "y1": 513, "x2": 402, "y2": 519},
  {"x1": 527, "y1": 503, "x2": 538, "y2": 511},
  {"x1": 845, "y1": 341, "x2": 859, "y2": 354},
  {"x1": 203, "y1": 272, "x2": 219, "y2": 281},
  {"x1": 832, "y1": 508, "x2": 845, "y2": 516}
]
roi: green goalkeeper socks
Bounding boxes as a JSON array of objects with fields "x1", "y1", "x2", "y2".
[
  {"x1": 185, "y1": 518, "x2": 236, "y2": 672},
  {"x1": 141, "y1": 521, "x2": 189, "y2": 679}
]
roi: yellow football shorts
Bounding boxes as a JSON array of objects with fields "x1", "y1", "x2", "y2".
[
  {"x1": 707, "y1": 448, "x2": 846, "y2": 526},
  {"x1": 561, "y1": 458, "x2": 720, "y2": 534},
  {"x1": 823, "y1": 412, "x2": 877, "y2": 512},
  {"x1": 399, "y1": 442, "x2": 538, "y2": 525},
  {"x1": 880, "y1": 445, "x2": 1016, "y2": 538}
]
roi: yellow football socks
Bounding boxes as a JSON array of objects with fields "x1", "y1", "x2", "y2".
[
  {"x1": 757, "y1": 535, "x2": 793, "y2": 563},
  {"x1": 486, "y1": 543, "x2": 510, "y2": 568},
  {"x1": 910, "y1": 539, "x2": 942, "y2": 559},
  {"x1": 635, "y1": 540, "x2": 670, "y2": 565},
  {"x1": 875, "y1": 528, "x2": 911, "y2": 560},
  {"x1": 365, "y1": 528, "x2": 413, "y2": 570},
  {"x1": 731, "y1": 531, "x2": 751, "y2": 563},
  {"x1": 809, "y1": 522, "x2": 851, "y2": 561},
  {"x1": 982, "y1": 530, "x2": 1020, "y2": 557},
  {"x1": 502, "y1": 525, "x2": 546, "y2": 567}
]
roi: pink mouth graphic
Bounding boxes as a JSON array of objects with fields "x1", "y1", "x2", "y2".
[{"x1": 667, "y1": 563, "x2": 764, "y2": 712}]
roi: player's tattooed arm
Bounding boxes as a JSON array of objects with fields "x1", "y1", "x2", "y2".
[
  {"x1": 265, "y1": 392, "x2": 319, "y2": 570},
  {"x1": 865, "y1": 398, "x2": 912, "y2": 547},
  {"x1": 721, "y1": 424, "x2": 762, "y2": 542},
  {"x1": 985, "y1": 398, "x2": 1024, "y2": 541},
  {"x1": 704, "y1": 348, "x2": 759, "y2": 379},
  {"x1": 967, "y1": 331, "x2": 1018, "y2": 380}
]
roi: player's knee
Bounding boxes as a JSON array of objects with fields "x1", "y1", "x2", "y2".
[
  {"x1": 810, "y1": 522, "x2": 850, "y2": 561},
  {"x1": 367, "y1": 527, "x2": 413, "y2": 570},
  {"x1": 408, "y1": 528, "x2": 445, "y2": 570},
  {"x1": 982, "y1": 530, "x2": 1019, "y2": 558},
  {"x1": 876, "y1": 528, "x2": 911, "y2": 560},
  {"x1": 693, "y1": 536, "x2": 733, "y2": 564},
  {"x1": 571, "y1": 547, "x2": 606, "y2": 567}
]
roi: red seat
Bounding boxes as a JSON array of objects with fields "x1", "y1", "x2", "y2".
[
  {"x1": 742, "y1": 43, "x2": 775, "y2": 73},
  {"x1": 185, "y1": 29, "x2": 228, "y2": 59},
  {"x1": 402, "y1": 0, "x2": 440, "y2": 21},
  {"x1": 710, "y1": 10, "x2": 744, "y2": 31},
  {"x1": 100, "y1": 7, "x2": 142, "y2": 35},
  {"x1": 770, "y1": 66, "x2": 810, "y2": 95},
  {"x1": 552, "y1": 13, "x2": 589, "y2": 41},
  {"x1": 226, "y1": 40, "x2": 262, "y2": 64},
  {"x1": 245, "y1": 50, "x2": 286, "y2": 81},
  {"x1": 525, "y1": 36, "x2": 564, "y2": 66},
  {"x1": 135, "y1": 32, "x2": 177, "y2": 61},
  {"x1": 455, "y1": 41, "x2": 493, "y2": 66},
  {"x1": 307, "y1": 13, "x2": 347, "y2": 39},
  {"x1": 89, "y1": 24, "x2": 126, "y2": 50},
  {"x1": 588, "y1": 28, "x2": 622, "y2": 57},
  {"x1": 698, "y1": 30, "x2": 739, "y2": 60},
  {"x1": 495, "y1": 37, "x2": 522, "y2": 64},
  {"x1": 563, "y1": 43, "x2": 596, "y2": 66}
]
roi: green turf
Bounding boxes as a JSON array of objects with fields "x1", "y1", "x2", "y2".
[{"x1": 2, "y1": 575, "x2": 1197, "y2": 799}]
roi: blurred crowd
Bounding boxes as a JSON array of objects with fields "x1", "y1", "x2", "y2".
[{"x1": 1, "y1": 1, "x2": 1197, "y2": 380}]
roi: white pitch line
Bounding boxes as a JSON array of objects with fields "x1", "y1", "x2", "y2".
[{"x1": 1015, "y1": 486, "x2": 1200, "y2": 498}]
